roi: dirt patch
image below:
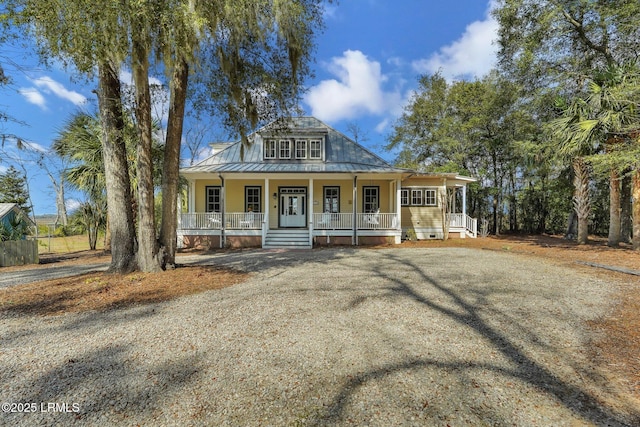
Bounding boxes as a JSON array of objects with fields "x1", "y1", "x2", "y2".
[{"x1": 0, "y1": 265, "x2": 248, "y2": 317}]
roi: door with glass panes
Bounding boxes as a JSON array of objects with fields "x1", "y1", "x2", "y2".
[{"x1": 279, "y1": 188, "x2": 306, "y2": 227}]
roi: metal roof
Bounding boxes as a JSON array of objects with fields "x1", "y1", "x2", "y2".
[
  {"x1": 181, "y1": 117, "x2": 410, "y2": 175},
  {"x1": 0, "y1": 203, "x2": 18, "y2": 219}
]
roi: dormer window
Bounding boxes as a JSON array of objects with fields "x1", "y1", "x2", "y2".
[
  {"x1": 279, "y1": 140, "x2": 291, "y2": 159},
  {"x1": 264, "y1": 139, "x2": 276, "y2": 159},
  {"x1": 295, "y1": 140, "x2": 307, "y2": 159},
  {"x1": 263, "y1": 135, "x2": 325, "y2": 160},
  {"x1": 309, "y1": 139, "x2": 322, "y2": 159}
]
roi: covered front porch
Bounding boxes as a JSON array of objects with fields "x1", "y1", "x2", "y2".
[{"x1": 177, "y1": 173, "x2": 404, "y2": 249}]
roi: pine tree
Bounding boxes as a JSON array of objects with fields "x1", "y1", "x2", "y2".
[{"x1": 0, "y1": 165, "x2": 31, "y2": 216}]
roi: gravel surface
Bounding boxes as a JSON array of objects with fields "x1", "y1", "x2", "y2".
[
  {"x1": 1, "y1": 247, "x2": 638, "y2": 426},
  {"x1": 0, "y1": 263, "x2": 109, "y2": 289}
]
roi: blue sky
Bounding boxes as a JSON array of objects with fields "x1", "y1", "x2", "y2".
[{"x1": 0, "y1": 1, "x2": 498, "y2": 215}]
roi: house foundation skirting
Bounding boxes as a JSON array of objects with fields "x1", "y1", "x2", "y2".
[{"x1": 178, "y1": 229, "x2": 402, "y2": 249}]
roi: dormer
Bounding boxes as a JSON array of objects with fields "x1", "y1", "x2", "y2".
[{"x1": 260, "y1": 127, "x2": 328, "y2": 161}]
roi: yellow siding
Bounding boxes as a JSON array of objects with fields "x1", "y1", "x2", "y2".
[
  {"x1": 224, "y1": 179, "x2": 264, "y2": 212},
  {"x1": 356, "y1": 179, "x2": 392, "y2": 213},
  {"x1": 402, "y1": 177, "x2": 444, "y2": 187},
  {"x1": 400, "y1": 177, "x2": 445, "y2": 231},
  {"x1": 192, "y1": 177, "x2": 400, "y2": 228},
  {"x1": 194, "y1": 179, "x2": 222, "y2": 212},
  {"x1": 401, "y1": 206, "x2": 443, "y2": 229},
  {"x1": 311, "y1": 180, "x2": 354, "y2": 214}
]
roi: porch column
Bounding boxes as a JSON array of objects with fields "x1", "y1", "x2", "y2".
[
  {"x1": 219, "y1": 174, "x2": 225, "y2": 248},
  {"x1": 189, "y1": 180, "x2": 195, "y2": 213},
  {"x1": 396, "y1": 178, "x2": 402, "y2": 229},
  {"x1": 352, "y1": 175, "x2": 358, "y2": 245},
  {"x1": 264, "y1": 178, "x2": 270, "y2": 246},
  {"x1": 462, "y1": 185, "x2": 467, "y2": 216},
  {"x1": 308, "y1": 178, "x2": 314, "y2": 247}
]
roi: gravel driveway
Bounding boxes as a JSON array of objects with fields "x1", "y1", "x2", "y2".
[{"x1": 1, "y1": 247, "x2": 638, "y2": 426}]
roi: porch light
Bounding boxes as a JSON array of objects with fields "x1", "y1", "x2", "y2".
[{"x1": 272, "y1": 192, "x2": 277, "y2": 200}]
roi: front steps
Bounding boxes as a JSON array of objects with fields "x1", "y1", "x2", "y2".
[{"x1": 263, "y1": 229, "x2": 311, "y2": 249}]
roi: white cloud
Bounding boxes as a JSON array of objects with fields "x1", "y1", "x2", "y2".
[
  {"x1": 412, "y1": 1, "x2": 499, "y2": 80},
  {"x1": 22, "y1": 140, "x2": 48, "y2": 153},
  {"x1": 32, "y1": 76, "x2": 87, "y2": 106},
  {"x1": 65, "y1": 198, "x2": 82, "y2": 212},
  {"x1": 305, "y1": 50, "x2": 402, "y2": 122},
  {"x1": 0, "y1": 165, "x2": 7, "y2": 174},
  {"x1": 18, "y1": 88, "x2": 47, "y2": 109}
]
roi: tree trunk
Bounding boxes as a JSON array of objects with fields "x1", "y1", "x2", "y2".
[
  {"x1": 565, "y1": 211, "x2": 577, "y2": 239},
  {"x1": 159, "y1": 58, "x2": 189, "y2": 268},
  {"x1": 621, "y1": 171, "x2": 632, "y2": 243},
  {"x1": 97, "y1": 61, "x2": 136, "y2": 273},
  {"x1": 633, "y1": 169, "x2": 640, "y2": 251},
  {"x1": 132, "y1": 36, "x2": 161, "y2": 273},
  {"x1": 607, "y1": 168, "x2": 621, "y2": 246},
  {"x1": 573, "y1": 157, "x2": 591, "y2": 245},
  {"x1": 56, "y1": 181, "x2": 68, "y2": 226}
]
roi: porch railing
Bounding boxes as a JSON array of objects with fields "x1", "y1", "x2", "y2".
[
  {"x1": 180, "y1": 212, "x2": 222, "y2": 229},
  {"x1": 224, "y1": 212, "x2": 264, "y2": 230},
  {"x1": 179, "y1": 212, "x2": 263, "y2": 230},
  {"x1": 449, "y1": 213, "x2": 477, "y2": 237},
  {"x1": 357, "y1": 213, "x2": 399, "y2": 230},
  {"x1": 313, "y1": 213, "x2": 353, "y2": 230}
]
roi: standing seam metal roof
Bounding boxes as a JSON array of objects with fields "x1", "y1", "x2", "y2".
[{"x1": 181, "y1": 117, "x2": 409, "y2": 174}]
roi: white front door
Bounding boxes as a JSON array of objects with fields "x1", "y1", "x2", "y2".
[{"x1": 279, "y1": 188, "x2": 306, "y2": 227}]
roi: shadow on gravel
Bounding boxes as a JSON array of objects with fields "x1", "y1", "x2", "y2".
[
  {"x1": 184, "y1": 246, "x2": 358, "y2": 273},
  {"x1": 1, "y1": 342, "x2": 202, "y2": 425},
  {"x1": 310, "y1": 251, "x2": 640, "y2": 426}
]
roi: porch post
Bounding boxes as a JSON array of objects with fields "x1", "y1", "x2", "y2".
[
  {"x1": 308, "y1": 178, "x2": 314, "y2": 247},
  {"x1": 462, "y1": 185, "x2": 467, "y2": 216},
  {"x1": 177, "y1": 192, "x2": 182, "y2": 229},
  {"x1": 353, "y1": 175, "x2": 358, "y2": 245},
  {"x1": 219, "y1": 174, "x2": 225, "y2": 248},
  {"x1": 189, "y1": 181, "x2": 195, "y2": 213},
  {"x1": 264, "y1": 178, "x2": 270, "y2": 247},
  {"x1": 396, "y1": 178, "x2": 402, "y2": 232}
]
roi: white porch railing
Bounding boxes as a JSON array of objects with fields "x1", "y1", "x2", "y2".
[
  {"x1": 313, "y1": 213, "x2": 353, "y2": 230},
  {"x1": 179, "y1": 212, "x2": 264, "y2": 230},
  {"x1": 357, "y1": 213, "x2": 399, "y2": 230},
  {"x1": 180, "y1": 212, "x2": 222, "y2": 229},
  {"x1": 224, "y1": 212, "x2": 264, "y2": 230},
  {"x1": 449, "y1": 213, "x2": 477, "y2": 238}
]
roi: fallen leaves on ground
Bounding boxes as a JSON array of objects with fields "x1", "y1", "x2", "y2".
[{"x1": 0, "y1": 265, "x2": 248, "y2": 317}]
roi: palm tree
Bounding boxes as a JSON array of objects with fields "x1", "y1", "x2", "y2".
[
  {"x1": 53, "y1": 111, "x2": 166, "y2": 250},
  {"x1": 550, "y1": 64, "x2": 640, "y2": 246}
]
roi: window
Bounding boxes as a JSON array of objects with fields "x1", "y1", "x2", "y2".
[
  {"x1": 295, "y1": 140, "x2": 307, "y2": 159},
  {"x1": 400, "y1": 189, "x2": 409, "y2": 206},
  {"x1": 206, "y1": 186, "x2": 221, "y2": 212},
  {"x1": 245, "y1": 186, "x2": 261, "y2": 212},
  {"x1": 264, "y1": 139, "x2": 276, "y2": 159},
  {"x1": 424, "y1": 189, "x2": 437, "y2": 206},
  {"x1": 309, "y1": 139, "x2": 322, "y2": 159},
  {"x1": 323, "y1": 187, "x2": 340, "y2": 213},
  {"x1": 363, "y1": 186, "x2": 379, "y2": 213},
  {"x1": 411, "y1": 189, "x2": 423, "y2": 206},
  {"x1": 279, "y1": 140, "x2": 291, "y2": 159}
]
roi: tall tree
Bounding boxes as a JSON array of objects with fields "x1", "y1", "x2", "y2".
[
  {"x1": 10, "y1": 0, "x2": 328, "y2": 272},
  {"x1": 388, "y1": 71, "x2": 536, "y2": 234},
  {"x1": 0, "y1": 165, "x2": 31, "y2": 215},
  {"x1": 495, "y1": 0, "x2": 640, "y2": 247}
]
